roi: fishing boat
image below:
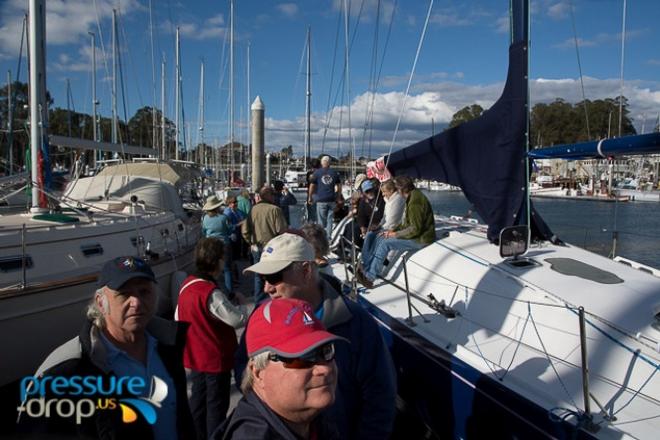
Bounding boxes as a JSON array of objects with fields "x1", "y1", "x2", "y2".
[
  {"x1": 0, "y1": 0, "x2": 200, "y2": 387},
  {"x1": 330, "y1": 1, "x2": 660, "y2": 438}
]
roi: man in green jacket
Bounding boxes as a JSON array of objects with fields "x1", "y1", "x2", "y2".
[
  {"x1": 241, "y1": 187, "x2": 288, "y2": 299},
  {"x1": 357, "y1": 175, "x2": 436, "y2": 288}
]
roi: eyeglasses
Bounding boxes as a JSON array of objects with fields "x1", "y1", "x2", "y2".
[
  {"x1": 260, "y1": 270, "x2": 285, "y2": 285},
  {"x1": 268, "y1": 343, "x2": 335, "y2": 369},
  {"x1": 260, "y1": 262, "x2": 302, "y2": 285}
]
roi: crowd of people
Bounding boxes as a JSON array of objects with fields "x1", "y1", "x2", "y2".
[{"x1": 21, "y1": 158, "x2": 437, "y2": 439}]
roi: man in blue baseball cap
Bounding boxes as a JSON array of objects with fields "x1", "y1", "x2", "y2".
[{"x1": 20, "y1": 256, "x2": 194, "y2": 439}]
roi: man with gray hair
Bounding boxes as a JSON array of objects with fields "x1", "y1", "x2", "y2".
[
  {"x1": 308, "y1": 155, "x2": 341, "y2": 237},
  {"x1": 20, "y1": 256, "x2": 193, "y2": 439},
  {"x1": 239, "y1": 233, "x2": 397, "y2": 439},
  {"x1": 215, "y1": 298, "x2": 342, "y2": 439}
]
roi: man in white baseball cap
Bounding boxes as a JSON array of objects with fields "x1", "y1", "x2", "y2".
[{"x1": 241, "y1": 232, "x2": 396, "y2": 439}]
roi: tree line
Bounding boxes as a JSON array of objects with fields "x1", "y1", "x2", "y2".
[
  {"x1": 448, "y1": 97, "x2": 639, "y2": 147},
  {"x1": 0, "y1": 81, "x2": 223, "y2": 172},
  {"x1": 0, "y1": 79, "x2": 647, "y2": 174}
]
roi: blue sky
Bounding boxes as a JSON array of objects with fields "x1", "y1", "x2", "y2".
[{"x1": 1, "y1": 0, "x2": 659, "y2": 157}]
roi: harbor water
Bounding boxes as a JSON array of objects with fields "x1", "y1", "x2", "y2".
[
  {"x1": 291, "y1": 190, "x2": 660, "y2": 269},
  {"x1": 426, "y1": 191, "x2": 660, "y2": 269}
]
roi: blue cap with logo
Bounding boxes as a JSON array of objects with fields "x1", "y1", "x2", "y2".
[
  {"x1": 97, "y1": 256, "x2": 156, "y2": 289},
  {"x1": 361, "y1": 179, "x2": 375, "y2": 192}
]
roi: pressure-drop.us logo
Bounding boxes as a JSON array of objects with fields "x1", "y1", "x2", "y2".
[{"x1": 16, "y1": 375, "x2": 168, "y2": 425}]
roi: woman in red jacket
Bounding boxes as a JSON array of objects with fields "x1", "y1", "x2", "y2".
[{"x1": 176, "y1": 238, "x2": 248, "y2": 440}]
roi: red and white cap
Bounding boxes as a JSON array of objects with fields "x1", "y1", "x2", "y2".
[{"x1": 246, "y1": 298, "x2": 347, "y2": 358}]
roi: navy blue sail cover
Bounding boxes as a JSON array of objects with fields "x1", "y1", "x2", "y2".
[
  {"x1": 386, "y1": 41, "x2": 551, "y2": 242},
  {"x1": 529, "y1": 132, "x2": 660, "y2": 160}
]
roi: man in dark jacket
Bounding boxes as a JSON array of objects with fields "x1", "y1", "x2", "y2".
[
  {"x1": 273, "y1": 180, "x2": 298, "y2": 224},
  {"x1": 18, "y1": 256, "x2": 194, "y2": 439},
  {"x1": 216, "y1": 298, "x2": 342, "y2": 440},
  {"x1": 240, "y1": 233, "x2": 397, "y2": 439}
]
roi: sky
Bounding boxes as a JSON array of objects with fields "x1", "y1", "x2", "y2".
[{"x1": 0, "y1": 0, "x2": 659, "y2": 158}]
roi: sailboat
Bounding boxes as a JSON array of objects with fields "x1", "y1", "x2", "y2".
[
  {"x1": 0, "y1": 0, "x2": 200, "y2": 387},
  {"x1": 330, "y1": 0, "x2": 660, "y2": 438}
]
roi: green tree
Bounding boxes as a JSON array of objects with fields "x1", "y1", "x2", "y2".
[
  {"x1": 49, "y1": 108, "x2": 94, "y2": 139},
  {"x1": 448, "y1": 104, "x2": 484, "y2": 128},
  {"x1": 530, "y1": 96, "x2": 636, "y2": 148},
  {"x1": 0, "y1": 81, "x2": 53, "y2": 172}
]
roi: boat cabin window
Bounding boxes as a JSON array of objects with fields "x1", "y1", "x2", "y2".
[
  {"x1": 81, "y1": 244, "x2": 104, "y2": 257},
  {"x1": 0, "y1": 256, "x2": 34, "y2": 272}
]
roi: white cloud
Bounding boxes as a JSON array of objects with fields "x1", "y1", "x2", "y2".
[
  {"x1": 494, "y1": 15, "x2": 509, "y2": 34},
  {"x1": 330, "y1": 0, "x2": 396, "y2": 24},
  {"x1": 52, "y1": 44, "x2": 103, "y2": 73},
  {"x1": 0, "y1": 0, "x2": 141, "y2": 57},
  {"x1": 430, "y1": 9, "x2": 473, "y2": 27},
  {"x1": 260, "y1": 76, "x2": 660, "y2": 157},
  {"x1": 648, "y1": 59, "x2": 660, "y2": 66},
  {"x1": 553, "y1": 29, "x2": 647, "y2": 49},
  {"x1": 554, "y1": 37, "x2": 597, "y2": 49},
  {"x1": 207, "y1": 14, "x2": 224, "y2": 26},
  {"x1": 547, "y1": 1, "x2": 570, "y2": 20},
  {"x1": 405, "y1": 15, "x2": 416, "y2": 27},
  {"x1": 276, "y1": 3, "x2": 299, "y2": 18},
  {"x1": 161, "y1": 17, "x2": 227, "y2": 41}
]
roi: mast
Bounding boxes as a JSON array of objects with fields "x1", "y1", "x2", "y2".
[
  {"x1": 342, "y1": 0, "x2": 354, "y2": 180},
  {"x1": 175, "y1": 26, "x2": 180, "y2": 160},
  {"x1": 149, "y1": 0, "x2": 157, "y2": 152},
  {"x1": 66, "y1": 78, "x2": 72, "y2": 137},
  {"x1": 161, "y1": 56, "x2": 166, "y2": 159},
  {"x1": 618, "y1": 0, "x2": 627, "y2": 137},
  {"x1": 111, "y1": 9, "x2": 118, "y2": 145},
  {"x1": 89, "y1": 32, "x2": 98, "y2": 147},
  {"x1": 28, "y1": 0, "x2": 47, "y2": 211},
  {"x1": 198, "y1": 60, "x2": 205, "y2": 166},
  {"x1": 305, "y1": 27, "x2": 311, "y2": 173},
  {"x1": 246, "y1": 41, "x2": 251, "y2": 179},
  {"x1": 229, "y1": 0, "x2": 235, "y2": 182},
  {"x1": 7, "y1": 70, "x2": 13, "y2": 175}
]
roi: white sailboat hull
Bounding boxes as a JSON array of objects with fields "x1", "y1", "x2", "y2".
[
  {"x1": 0, "y1": 210, "x2": 199, "y2": 386},
  {"x1": 331, "y1": 216, "x2": 660, "y2": 439}
]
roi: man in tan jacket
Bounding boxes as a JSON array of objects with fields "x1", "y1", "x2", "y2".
[{"x1": 241, "y1": 186, "x2": 288, "y2": 300}]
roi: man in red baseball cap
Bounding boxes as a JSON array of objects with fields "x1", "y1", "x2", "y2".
[{"x1": 216, "y1": 298, "x2": 344, "y2": 440}]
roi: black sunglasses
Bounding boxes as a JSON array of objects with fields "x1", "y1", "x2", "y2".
[
  {"x1": 269, "y1": 343, "x2": 335, "y2": 369},
  {"x1": 260, "y1": 270, "x2": 285, "y2": 285},
  {"x1": 260, "y1": 262, "x2": 303, "y2": 285}
]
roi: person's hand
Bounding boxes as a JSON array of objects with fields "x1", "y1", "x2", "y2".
[
  {"x1": 233, "y1": 291, "x2": 247, "y2": 305},
  {"x1": 380, "y1": 230, "x2": 395, "y2": 238}
]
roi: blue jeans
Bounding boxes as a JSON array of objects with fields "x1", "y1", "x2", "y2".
[
  {"x1": 305, "y1": 202, "x2": 317, "y2": 223},
  {"x1": 222, "y1": 239, "x2": 233, "y2": 293},
  {"x1": 365, "y1": 238, "x2": 423, "y2": 281},
  {"x1": 361, "y1": 230, "x2": 382, "y2": 268},
  {"x1": 316, "y1": 202, "x2": 335, "y2": 238},
  {"x1": 251, "y1": 248, "x2": 266, "y2": 302}
]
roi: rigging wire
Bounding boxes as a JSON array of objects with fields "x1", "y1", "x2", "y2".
[
  {"x1": 321, "y1": 0, "x2": 366, "y2": 155},
  {"x1": 367, "y1": 0, "x2": 397, "y2": 160},
  {"x1": 568, "y1": 0, "x2": 591, "y2": 140},
  {"x1": 383, "y1": 0, "x2": 433, "y2": 165},
  {"x1": 321, "y1": 9, "x2": 342, "y2": 154},
  {"x1": 360, "y1": 0, "x2": 382, "y2": 159}
]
